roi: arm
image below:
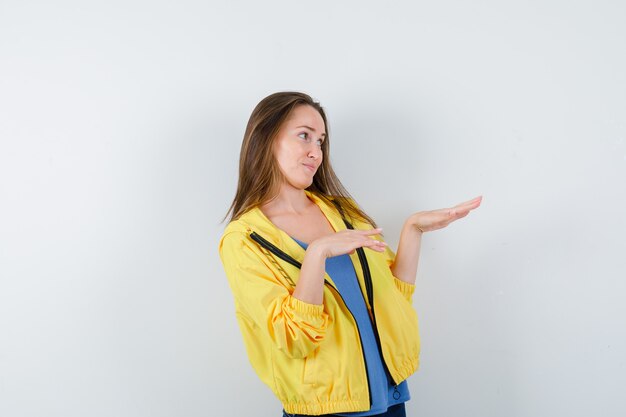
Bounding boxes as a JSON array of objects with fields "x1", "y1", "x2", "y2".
[
  {"x1": 391, "y1": 195, "x2": 483, "y2": 285},
  {"x1": 219, "y1": 232, "x2": 329, "y2": 359},
  {"x1": 218, "y1": 228, "x2": 387, "y2": 358},
  {"x1": 390, "y1": 219, "x2": 423, "y2": 285},
  {"x1": 294, "y1": 228, "x2": 388, "y2": 305},
  {"x1": 291, "y1": 244, "x2": 327, "y2": 305}
]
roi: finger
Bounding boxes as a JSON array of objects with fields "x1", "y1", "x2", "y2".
[
  {"x1": 453, "y1": 196, "x2": 482, "y2": 210},
  {"x1": 361, "y1": 240, "x2": 387, "y2": 252},
  {"x1": 365, "y1": 245, "x2": 386, "y2": 252},
  {"x1": 452, "y1": 201, "x2": 479, "y2": 212},
  {"x1": 441, "y1": 209, "x2": 472, "y2": 228},
  {"x1": 357, "y1": 228, "x2": 383, "y2": 236},
  {"x1": 428, "y1": 197, "x2": 482, "y2": 216},
  {"x1": 453, "y1": 197, "x2": 481, "y2": 209},
  {"x1": 358, "y1": 237, "x2": 387, "y2": 247},
  {"x1": 446, "y1": 203, "x2": 478, "y2": 217},
  {"x1": 448, "y1": 208, "x2": 471, "y2": 218}
]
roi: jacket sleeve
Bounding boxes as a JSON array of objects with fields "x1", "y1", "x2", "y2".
[
  {"x1": 219, "y1": 231, "x2": 330, "y2": 359},
  {"x1": 382, "y1": 244, "x2": 416, "y2": 303}
]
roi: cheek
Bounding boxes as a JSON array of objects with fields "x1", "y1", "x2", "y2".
[{"x1": 274, "y1": 145, "x2": 298, "y2": 171}]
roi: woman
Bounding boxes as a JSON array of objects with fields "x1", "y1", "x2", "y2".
[{"x1": 219, "y1": 92, "x2": 482, "y2": 416}]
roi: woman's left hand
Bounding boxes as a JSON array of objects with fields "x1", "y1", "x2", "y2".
[{"x1": 408, "y1": 196, "x2": 482, "y2": 233}]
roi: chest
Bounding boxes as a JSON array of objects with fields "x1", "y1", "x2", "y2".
[{"x1": 268, "y1": 209, "x2": 336, "y2": 244}]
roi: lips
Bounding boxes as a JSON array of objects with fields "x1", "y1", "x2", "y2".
[{"x1": 303, "y1": 163, "x2": 317, "y2": 173}]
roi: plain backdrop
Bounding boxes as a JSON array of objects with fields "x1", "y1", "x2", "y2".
[{"x1": 1, "y1": 1, "x2": 625, "y2": 416}]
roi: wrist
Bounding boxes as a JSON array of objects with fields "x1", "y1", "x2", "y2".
[
  {"x1": 306, "y1": 241, "x2": 329, "y2": 260},
  {"x1": 405, "y1": 216, "x2": 424, "y2": 235}
]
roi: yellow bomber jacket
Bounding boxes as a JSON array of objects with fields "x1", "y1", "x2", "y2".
[{"x1": 218, "y1": 191, "x2": 420, "y2": 415}]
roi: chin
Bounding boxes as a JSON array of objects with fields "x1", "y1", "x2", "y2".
[
  {"x1": 287, "y1": 178, "x2": 314, "y2": 190},
  {"x1": 287, "y1": 181, "x2": 313, "y2": 190}
]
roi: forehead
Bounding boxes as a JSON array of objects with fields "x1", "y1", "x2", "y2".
[{"x1": 284, "y1": 105, "x2": 326, "y2": 132}]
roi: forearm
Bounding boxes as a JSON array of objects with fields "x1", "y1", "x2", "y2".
[
  {"x1": 390, "y1": 220, "x2": 423, "y2": 285},
  {"x1": 292, "y1": 244, "x2": 327, "y2": 305}
]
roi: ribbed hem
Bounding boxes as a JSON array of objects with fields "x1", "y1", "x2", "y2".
[
  {"x1": 283, "y1": 398, "x2": 370, "y2": 416},
  {"x1": 394, "y1": 357, "x2": 420, "y2": 383},
  {"x1": 288, "y1": 295, "x2": 325, "y2": 317},
  {"x1": 393, "y1": 277, "x2": 415, "y2": 301}
]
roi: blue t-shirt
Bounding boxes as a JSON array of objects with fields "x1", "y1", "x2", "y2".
[{"x1": 292, "y1": 237, "x2": 410, "y2": 416}]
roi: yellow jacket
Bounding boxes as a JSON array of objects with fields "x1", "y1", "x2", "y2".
[{"x1": 218, "y1": 191, "x2": 420, "y2": 415}]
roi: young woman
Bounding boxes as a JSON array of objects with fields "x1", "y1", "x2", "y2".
[{"x1": 219, "y1": 92, "x2": 482, "y2": 417}]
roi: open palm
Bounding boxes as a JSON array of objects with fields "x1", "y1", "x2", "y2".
[{"x1": 411, "y1": 196, "x2": 482, "y2": 232}]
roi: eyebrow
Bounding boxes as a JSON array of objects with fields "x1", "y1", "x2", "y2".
[{"x1": 296, "y1": 125, "x2": 327, "y2": 137}]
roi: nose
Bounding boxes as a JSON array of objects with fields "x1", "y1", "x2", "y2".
[{"x1": 308, "y1": 144, "x2": 322, "y2": 160}]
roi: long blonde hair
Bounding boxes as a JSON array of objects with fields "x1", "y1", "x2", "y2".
[{"x1": 223, "y1": 91, "x2": 377, "y2": 228}]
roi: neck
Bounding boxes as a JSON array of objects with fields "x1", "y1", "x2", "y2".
[{"x1": 262, "y1": 184, "x2": 313, "y2": 215}]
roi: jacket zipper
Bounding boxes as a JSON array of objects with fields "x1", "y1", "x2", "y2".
[
  {"x1": 330, "y1": 201, "x2": 400, "y2": 387},
  {"x1": 249, "y1": 232, "x2": 302, "y2": 269},
  {"x1": 343, "y1": 224, "x2": 400, "y2": 387},
  {"x1": 248, "y1": 230, "x2": 373, "y2": 406}
]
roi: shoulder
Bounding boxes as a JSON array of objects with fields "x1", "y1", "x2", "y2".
[
  {"x1": 218, "y1": 206, "x2": 274, "y2": 253},
  {"x1": 218, "y1": 220, "x2": 266, "y2": 270},
  {"x1": 219, "y1": 216, "x2": 252, "y2": 252},
  {"x1": 331, "y1": 196, "x2": 375, "y2": 229}
]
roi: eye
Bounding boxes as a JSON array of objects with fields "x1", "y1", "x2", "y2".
[{"x1": 298, "y1": 131, "x2": 324, "y2": 147}]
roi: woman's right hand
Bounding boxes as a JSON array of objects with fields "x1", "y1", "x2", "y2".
[
  {"x1": 308, "y1": 228, "x2": 387, "y2": 259},
  {"x1": 294, "y1": 228, "x2": 386, "y2": 305}
]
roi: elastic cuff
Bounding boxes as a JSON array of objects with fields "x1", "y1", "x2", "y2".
[
  {"x1": 288, "y1": 295, "x2": 325, "y2": 316},
  {"x1": 394, "y1": 277, "x2": 416, "y2": 300}
]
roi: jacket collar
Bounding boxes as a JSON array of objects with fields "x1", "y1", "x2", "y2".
[{"x1": 238, "y1": 190, "x2": 348, "y2": 265}]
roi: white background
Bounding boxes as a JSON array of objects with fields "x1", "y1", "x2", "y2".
[{"x1": 1, "y1": 1, "x2": 625, "y2": 416}]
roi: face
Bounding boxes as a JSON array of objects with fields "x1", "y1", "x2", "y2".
[{"x1": 273, "y1": 105, "x2": 326, "y2": 191}]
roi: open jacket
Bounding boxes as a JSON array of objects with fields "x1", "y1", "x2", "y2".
[{"x1": 218, "y1": 191, "x2": 420, "y2": 415}]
